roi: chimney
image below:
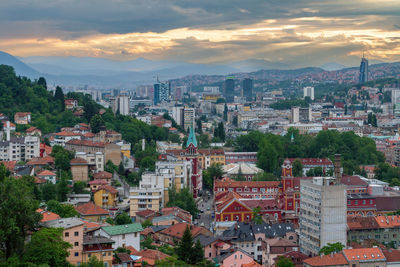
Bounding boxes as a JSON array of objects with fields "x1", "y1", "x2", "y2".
[
  {"x1": 6, "y1": 121, "x2": 10, "y2": 141},
  {"x1": 334, "y1": 154, "x2": 342, "y2": 183}
]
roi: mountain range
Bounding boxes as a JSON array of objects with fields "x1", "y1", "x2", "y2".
[{"x1": 0, "y1": 50, "x2": 398, "y2": 89}]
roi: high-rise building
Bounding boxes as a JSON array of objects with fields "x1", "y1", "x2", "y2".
[
  {"x1": 117, "y1": 95, "x2": 129, "y2": 115},
  {"x1": 291, "y1": 107, "x2": 300, "y2": 123},
  {"x1": 183, "y1": 107, "x2": 195, "y2": 131},
  {"x1": 303, "y1": 86, "x2": 314, "y2": 100},
  {"x1": 242, "y1": 78, "x2": 253, "y2": 101},
  {"x1": 359, "y1": 55, "x2": 369, "y2": 83},
  {"x1": 299, "y1": 155, "x2": 347, "y2": 256},
  {"x1": 392, "y1": 89, "x2": 400, "y2": 105},
  {"x1": 154, "y1": 80, "x2": 170, "y2": 105},
  {"x1": 224, "y1": 77, "x2": 235, "y2": 103}
]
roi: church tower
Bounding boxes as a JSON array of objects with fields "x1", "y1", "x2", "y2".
[{"x1": 186, "y1": 126, "x2": 201, "y2": 198}]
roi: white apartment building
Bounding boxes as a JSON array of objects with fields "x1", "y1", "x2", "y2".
[
  {"x1": 0, "y1": 136, "x2": 40, "y2": 161},
  {"x1": 299, "y1": 176, "x2": 347, "y2": 256},
  {"x1": 303, "y1": 86, "x2": 314, "y2": 100},
  {"x1": 118, "y1": 95, "x2": 130, "y2": 115}
]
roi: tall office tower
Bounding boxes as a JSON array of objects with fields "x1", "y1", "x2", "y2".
[
  {"x1": 153, "y1": 83, "x2": 160, "y2": 105},
  {"x1": 118, "y1": 95, "x2": 130, "y2": 115},
  {"x1": 242, "y1": 78, "x2": 253, "y2": 101},
  {"x1": 303, "y1": 86, "x2": 314, "y2": 100},
  {"x1": 392, "y1": 89, "x2": 400, "y2": 105},
  {"x1": 299, "y1": 156, "x2": 346, "y2": 256},
  {"x1": 113, "y1": 89, "x2": 120, "y2": 97},
  {"x1": 359, "y1": 54, "x2": 369, "y2": 83},
  {"x1": 224, "y1": 77, "x2": 235, "y2": 103}
]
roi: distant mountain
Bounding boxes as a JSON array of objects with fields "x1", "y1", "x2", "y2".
[
  {"x1": 0, "y1": 51, "x2": 41, "y2": 78},
  {"x1": 230, "y1": 59, "x2": 289, "y2": 72},
  {"x1": 320, "y1": 62, "x2": 347, "y2": 71}
]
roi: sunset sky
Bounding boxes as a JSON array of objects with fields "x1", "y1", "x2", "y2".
[{"x1": 1, "y1": 0, "x2": 400, "y2": 67}]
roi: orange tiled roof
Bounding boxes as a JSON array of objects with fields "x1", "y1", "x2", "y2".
[
  {"x1": 37, "y1": 208, "x2": 61, "y2": 222},
  {"x1": 375, "y1": 215, "x2": 400, "y2": 228},
  {"x1": 343, "y1": 247, "x2": 385, "y2": 261},
  {"x1": 75, "y1": 202, "x2": 109, "y2": 216},
  {"x1": 93, "y1": 171, "x2": 112, "y2": 179},
  {"x1": 55, "y1": 131, "x2": 81, "y2": 136},
  {"x1": 242, "y1": 261, "x2": 262, "y2": 267},
  {"x1": 26, "y1": 156, "x2": 55, "y2": 166},
  {"x1": 37, "y1": 170, "x2": 56, "y2": 176},
  {"x1": 214, "y1": 180, "x2": 280, "y2": 188},
  {"x1": 134, "y1": 249, "x2": 168, "y2": 266},
  {"x1": 96, "y1": 185, "x2": 118, "y2": 194},
  {"x1": 81, "y1": 220, "x2": 101, "y2": 230},
  {"x1": 26, "y1": 126, "x2": 40, "y2": 133},
  {"x1": 66, "y1": 139, "x2": 107, "y2": 148},
  {"x1": 34, "y1": 177, "x2": 47, "y2": 184},
  {"x1": 0, "y1": 161, "x2": 16, "y2": 171},
  {"x1": 303, "y1": 253, "x2": 348, "y2": 266},
  {"x1": 159, "y1": 222, "x2": 203, "y2": 239},
  {"x1": 70, "y1": 157, "x2": 88, "y2": 164},
  {"x1": 88, "y1": 179, "x2": 109, "y2": 185}
]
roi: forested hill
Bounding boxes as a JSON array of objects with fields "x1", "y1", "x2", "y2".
[{"x1": 0, "y1": 64, "x2": 181, "y2": 169}]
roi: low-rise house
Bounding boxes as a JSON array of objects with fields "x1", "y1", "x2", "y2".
[
  {"x1": 70, "y1": 157, "x2": 89, "y2": 182},
  {"x1": 43, "y1": 217, "x2": 84, "y2": 266},
  {"x1": 113, "y1": 253, "x2": 135, "y2": 267},
  {"x1": 273, "y1": 251, "x2": 309, "y2": 267},
  {"x1": 14, "y1": 112, "x2": 31, "y2": 124},
  {"x1": 93, "y1": 171, "x2": 113, "y2": 183},
  {"x1": 157, "y1": 222, "x2": 212, "y2": 246},
  {"x1": 93, "y1": 185, "x2": 118, "y2": 208},
  {"x1": 75, "y1": 151, "x2": 104, "y2": 172},
  {"x1": 51, "y1": 131, "x2": 82, "y2": 147},
  {"x1": 26, "y1": 126, "x2": 42, "y2": 136},
  {"x1": 82, "y1": 235, "x2": 114, "y2": 266},
  {"x1": 37, "y1": 208, "x2": 61, "y2": 222},
  {"x1": 264, "y1": 238, "x2": 298, "y2": 266},
  {"x1": 194, "y1": 234, "x2": 231, "y2": 260},
  {"x1": 75, "y1": 202, "x2": 109, "y2": 222},
  {"x1": 161, "y1": 207, "x2": 192, "y2": 224},
  {"x1": 97, "y1": 223, "x2": 143, "y2": 251},
  {"x1": 37, "y1": 170, "x2": 57, "y2": 184},
  {"x1": 65, "y1": 99, "x2": 78, "y2": 110},
  {"x1": 89, "y1": 179, "x2": 109, "y2": 192},
  {"x1": 132, "y1": 249, "x2": 169, "y2": 266},
  {"x1": 135, "y1": 209, "x2": 159, "y2": 224},
  {"x1": 214, "y1": 249, "x2": 256, "y2": 267},
  {"x1": 382, "y1": 249, "x2": 400, "y2": 266},
  {"x1": 67, "y1": 194, "x2": 91, "y2": 205}
]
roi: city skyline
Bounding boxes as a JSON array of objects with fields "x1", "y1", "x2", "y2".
[{"x1": 0, "y1": 0, "x2": 399, "y2": 68}]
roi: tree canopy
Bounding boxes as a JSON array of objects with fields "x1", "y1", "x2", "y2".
[{"x1": 167, "y1": 186, "x2": 198, "y2": 216}]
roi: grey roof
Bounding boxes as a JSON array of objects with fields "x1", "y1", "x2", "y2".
[
  {"x1": 150, "y1": 225, "x2": 169, "y2": 233},
  {"x1": 152, "y1": 214, "x2": 184, "y2": 224},
  {"x1": 194, "y1": 234, "x2": 217, "y2": 247},
  {"x1": 83, "y1": 235, "x2": 115, "y2": 245},
  {"x1": 222, "y1": 222, "x2": 295, "y2": 241},
  {"x1": 43, "y1": 217, "x2": 84, "y2": 229}
]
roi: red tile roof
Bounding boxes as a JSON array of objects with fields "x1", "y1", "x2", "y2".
[
  {"x1": 343, "y1": 247, "x2": 385, "y2": 261},
  {"x1": 340, "y1": 175, "x2": 368, "y2": 187},
  {"x1": 347, "y1": 216, "x2": 380, "y2": 230},
  {"x1": 96, "y1": 185, "x2": 118, "y2": 194},
  {"x1": 88, "y1": 179, "x2": 109, "y2": 185},
  {"x1": 26, "y1": 156, "x2": 55, "y2": 166},
  {"x1": 75, "y1": 202, "x2": 109, "y2": 216},
  {"x1": 159, "y1": 222, "x2": 204, "y2": 239},
  {"x1": 242, "y1": 261, "x2": 262, "y2": 267},
  {"x1": 286, "y1": 158, "x2": 333, "y2": 166},
  {"x1": 214, "y1": 180, "x2": 280, "y2": 188},
  {"x1": 0, "y1": 161, "x2": 16, "y2": 171},
  {"x1": 136, "y1": 209, "x2": 157, "y2": 218},
  {"x1": 303, "y1": 253, "x2": 348, "y2": 266},
  {"x1": 37, "y1": 208, "x2": 61, "y2": 222},
  {"x1": 34, "y1": 177, "x2": 47, "y2": 184},
  {"x1": 55, "y1": 131, "x2": 81, "y2": 136},
  {"x1": 26, "y1": 126, "x2": 40, "y2": 133},
  {"x1": 70, "y1": 157, "x2": 88, "y2": 164},
  {"x1": 382, "y1": 249, "x2": 400, "y2": 262},
  {"x1": 66, "y1": 139, "x2": 107, "y2": 148},
  {"x1": 37, "y1": 170, "x2": 56, "y2": 176},
  {"x1": 134, "y1": 249, "x2": 169, "y2": 266},
  {"x1": 161, "y1": 207, "x2": 192, "y2": 223},
  {"x1": 375, "y1": 215, "x2": 400, "y2": 228},
  {"x1": 93, "y1": 171, "x2": 112, "y2": 179}
]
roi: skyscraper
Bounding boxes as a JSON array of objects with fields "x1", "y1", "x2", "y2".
[
  {"x1": 359, "y1": 54, "x2": 369, "y2": 83},
  {"x1": 303, "y1": 86, "x2": 314, "y2": 100},
  {"x1": 224, "y1": 77, "x2": 235, "y2": 103},
  {"x1": 153, "y1": 79, "x2": 170, "y2": 105},
  {"x1": 242, "y1": 78, "x2": 253, "y2": 101},
  {"x1": 153, "y1": 83, "x2": 160, "y2": 105}
]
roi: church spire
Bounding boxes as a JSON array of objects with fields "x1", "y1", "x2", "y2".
[{"x1": 186, "y1": 125, "x2": 198, "y2": 148}]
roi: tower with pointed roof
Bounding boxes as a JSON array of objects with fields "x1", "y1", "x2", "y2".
[{"x1": 185, "y1": 125, "x2": 201, "y2": 198}]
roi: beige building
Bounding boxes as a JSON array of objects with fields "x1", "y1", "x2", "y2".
[
  {"x1": 75, "y1": 151, "x2": 104, "y2": 172},
  {"x1": 43, "y1": 218, "x2": 84, "y2": 266},
  {"x1": 65, "y1": 139, "x2": 121, "y2": 165},
  {"x1": 130, "y1": 184, "x2": 163, "y2": 217},
  {"x1": 70, "y1": 157, "x2": 89, "y2": 182}
]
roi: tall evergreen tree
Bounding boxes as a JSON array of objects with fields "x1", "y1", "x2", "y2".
[{"x1": 175, "y1": 226, "x2": 193, "y2": 263}]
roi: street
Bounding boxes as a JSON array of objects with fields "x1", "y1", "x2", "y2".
[{"x1": 197, "y1": 190, "x2": 214, "y2": 231}]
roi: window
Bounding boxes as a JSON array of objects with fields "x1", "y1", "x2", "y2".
[
  {"x1": 240, "y1": 254, "x2": 243, "y2": 259},
  {"x1": 134, "y1": 233, "x2": 137, "y2": 237},
  {"x1": 74, "y1": 252, "x2": 79, "y2": 257},
  {"x1": 237, "y1": 188, "x2": 242, "y2": 192},
  {"x1": 74, "y1": 231, "x2": 79, "y2": 236},
  {"x1": 74, "y1": 242, "x2": 79, "y2": 246},
  {"x1": 363, "y1": 200, "x2": 366, "y2": 204},
  {"x1": 122, "y1": 234, "x2": 125, "y2": 239},
  {"x1": 252, "y1": 188, "x2": 257, "y2": 192},
  {"x1": 234, "y1": 255, "x2": 237, "y2": 259},
  {"x1": 65, "y1": 232, "x2": 69, "y2": 237}
]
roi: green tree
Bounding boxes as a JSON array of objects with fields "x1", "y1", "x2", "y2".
[
  {"x1": 47, "y1": 200, "x2": 79, "y2": 218},
  {"x1": 319, "y1": 242, "x2": 345, "y2": 255},
  {"x1": 80, "y1": 256, "x2": 104, "y2": 267},
  {"x1": 41, "y1": 183, "x2": 57, "y2": 201},
  {"x1": 54, "y1": 86, "x2": 65, "y2": 111},
  {"x1": 73, "y1": 181, "x2": 88, "y2": 194},
  {"x1": 23, "y1": 228, "x2": 72, "y2": 266},
  {"x1": 141, "y1": 219, "x2": 153, "y2": 228},
  {"x1": 252, "y1": 207, "x2": 263, "y2": 224},
  {"x1": 167, "y1": 187, "x2": 198, "y2": 217},
  {"x1": 141, "y1": 236, "x2": 155, "y2": 250},
  {"x1": 276, "y1": 256, "x2": 295, "y2": 267},
  {"x1": 90, "y1": 114, "x2": 105, "y2": 134},
  {"x1": 203, "y1": 163, "x2": 223, "y2": 190},
  {"x1": 114, "y1": 213, "x2": 132, "y2": 225},
  {"x1": 57, "y1": 178, "x2": 70, "y2": 202},
  {"x1": 0, "y1": 177, "x2": 42, "y2": 259},
  {"x1": 191, "y1": 240, "x2": 205, "y2": 264},
  {"x1": 292, "y1": 159, "x2": 303, "y2": 177},
  {"x1": 175, "y1": 226, "x2": 193, "y2": 263}
]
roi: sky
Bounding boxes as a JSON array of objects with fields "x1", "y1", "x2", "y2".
[{"x1": 0, "y1": 0, "x2": 400, "y2": 67}]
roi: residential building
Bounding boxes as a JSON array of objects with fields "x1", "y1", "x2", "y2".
[
  {"x1": 75, "y1": 151, "x2": 104, "y2": 173},
  {"x1": 97, "y1": 223, "x2": 143, "y2": 251},
  {"x1": 157, "y1": 222, "x2": 212, "y2": 246},
  {"x1": 291, "y1": 107, "x2": 300, "y2": 123},
  {"x1": 88, "y1": 179, "x2": 109, "y2": 192},
  {"x1": 129, "y1": 175, "x2": 164, "y2": 217},
  {"x1": 51, "y1": 131, "x2": 81, "y2": 146},
  {"x1": 37, "y1": 170, "x2": 57, "y2": 184},
  {"x1": 214, "y1": 249, "x2": 258, "y2": 267},
  {"x1": 183, "y1": 107, "x2": 195, "y2": 131},
  {"x1": 14, "y1": 112, "x2": 31, "y2": 124},
  {"x1": 135, "y1": 209, "x2": 159, "y2": 224},
  {"x1": 93, "y1": 171, "x2": 113, "y2": 183},
  {"x1": 303, "y1": 86, "x2": 315, "y2": 100},
  {"x1": 131, "y1": 249, "x2": 169, "y2": 267},
  {"x1": 70, "y1": 157, "x2": 89, "y2": 182},
  {"x1": 82, "y1": 235, "x2": 114, "y2": 267},
  {"x1": 299, "y1": 176, "x2": 347, "y2": 256},
  {"x1": 65, "y1": 99, "x2": 78, "y2": 109},
  {"x1": 37, "y1": 208, "x2": 61, "y2": 222},
  {"x1": 194, "y1": 235, "x2": 231, "y2": 260},
  {"x1": 67, "y1": 194, "x2": 91, "y2": 205},
  {"x1": 117, "y1": 95, "x2": 130, "y2": 115},
  {"x1": 65, "y1": 139, "x2": 121, "y2": 165},
  {"x1": 93, "y1": 185, "x2": 118, "y2": 208},
  {"x1": 43, "y1": 218, "x2": 84, "y2": 266},
  {"x1": 264, "y1": 238, "x2": 298, "y2": 267},
  {"x1": 0, "y1": 136, "x2": 40, "y2": 161},
  {"x1": 26, "y1": 126, "x2": 42, "y2": 136},
  {"x1": 75, "y1": 202, "x2": 109, "y2": 222}
]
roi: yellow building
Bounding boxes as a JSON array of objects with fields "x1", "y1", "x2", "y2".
[
  {"x1": 93, "y1": 185, "x2": 118, "y2": 208},
  {"x1": 165, "y1": 148, "x2": 225, "y2": 169}
]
